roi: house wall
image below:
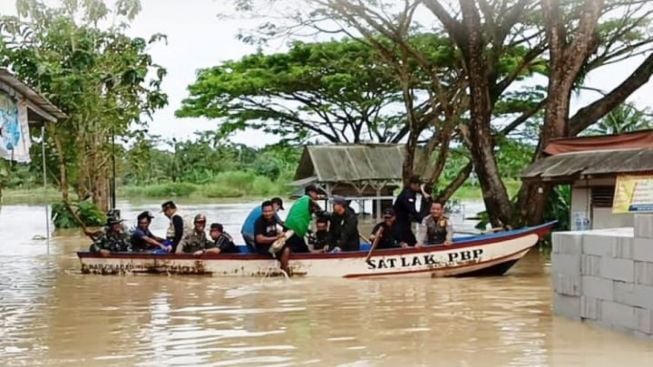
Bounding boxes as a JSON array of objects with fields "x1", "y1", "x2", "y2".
[
  {"x1": 570, "y1": 177, "x2": 634, "y2": 230},
  {"x1": 552, "y1": 214, "x2": 653, "y2": 339}
]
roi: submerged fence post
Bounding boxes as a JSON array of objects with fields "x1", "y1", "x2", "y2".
[{"x1": 41, "y1": 125, "x2": 50, "y2": 252}]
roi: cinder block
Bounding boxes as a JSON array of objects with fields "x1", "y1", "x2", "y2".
[
  {"x1": 582, "y1": 255, "x2": 601, "y2": 276},
  {"x1": 600, "y1": 257, "x2": 634, "y2": 282},
  {"x1": 583, "y1": 234, "x2": 615, "y2": 256},
  {"x1": 554, "y1": 293, "x2": 581, "y2": 320},
  {"x1": 581, "y1": 296, "x2": 601, "y2": 320},
  {"x1": 553, "y1": 232, "x2": 583, "y2": 254},
  {"x1": 554, "y1": 273, "x2": 581, "y2": 296},
  {"x1": 600, "y1": 300, "x2": 637, "y2": 330},
  {"x1": 612, "y1": 237, "x2": 634, "y2": 259},
  {"x1": 582, "y1": 276, "x2": 614, "y2": 301},
  {"x1": 635, "y1": 307, "x2": 653, "y2": 334},
  {"x1": 614, "y1": 281, "x2": 653, "y2": 309},
  {"x1": 634, "y1": 238, "x2": 653, "y2": 262},
  {"x1": 635, "y1": 214, "x2": 653, "y2": 239},
  {"x1": 552, "y1": 253, "x2": 581, "y2": 276},
  {"x1": 635, "y1": 261, "x2": 653, "y2": 286}
]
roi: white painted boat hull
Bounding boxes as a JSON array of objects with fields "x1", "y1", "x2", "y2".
[{"x1": 78, "y1": 223, "x2": 554, "y2": 279}]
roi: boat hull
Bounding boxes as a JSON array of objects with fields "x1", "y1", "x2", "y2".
[{"x1": 77, "y1": 222, "x2": 554, "y2": 279}]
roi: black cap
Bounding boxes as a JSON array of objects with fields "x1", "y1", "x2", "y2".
[
  {"x1": 161, "y1": 200, "x2": 176, "y2": 211},
  {"x1": 383, "y1": 208, "x2": 395, "y2": 217},
  {"x1": 210, "y1": 223, "x2": 223, "y2": 232},
  {"x1": 107, "y1": 217, "x2": 124, "y2": 226},
  {"x1": 271, "y1": 197, "x2": 284, "y2": 210},
  {"x1": 408, "y1": 175, "x2": 422, "y2": 185},
  {"x1": 137, "y1": 211, "x2": 154, "y2": 221},
  {"x1": 305, "y1": 184, "x2": 319, "y2": 195},
  {"x1": 333, "y1": 195, "x2": 347, "y2": 206}
]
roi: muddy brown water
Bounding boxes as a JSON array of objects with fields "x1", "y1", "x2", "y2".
[{"x1": 1, "y1": 201, "x2": 652, "y2": 366}]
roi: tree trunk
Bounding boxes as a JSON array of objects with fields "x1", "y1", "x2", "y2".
[
  {"x1": 434, "y1": 161, "x2": 473, "y2": 204},
  {"x1": 403, "y1": 131, "x2": 419, "y2": 184}
]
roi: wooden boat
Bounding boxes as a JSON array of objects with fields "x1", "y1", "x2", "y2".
[{"x1": 77, "y1": 222, "x2": 554, "y2": 278}]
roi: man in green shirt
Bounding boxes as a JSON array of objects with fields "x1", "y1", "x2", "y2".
[{"x1": 284, "y1": 184, "x2": 322, "y2": 252}]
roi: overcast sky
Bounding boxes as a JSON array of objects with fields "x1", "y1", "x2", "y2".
[{"x1": 2, "y1": 0, "x2": 652, "y2": 147}]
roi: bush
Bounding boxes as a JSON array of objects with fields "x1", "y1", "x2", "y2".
[
  {"x1": 124, "y1": 182, "x2": 197, "y2": 197},
  {"x1": 51, "y1": 200, "x2": 106, "y2": 229},
  {"x1": 201, "y1": 184, "x2": 244, "y2": 198}
]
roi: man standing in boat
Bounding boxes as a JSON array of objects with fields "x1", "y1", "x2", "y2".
[
  {"x1": 254, "y1": 200, "x2": 291, "y2": 274},
  {"x1": 393, "y1": 175, "x2": 430, "y2": 246},
  {"x1": 417, "y1": 201, "x2": 454, "y2": 246},
  {"x1": 283, "y1": 184, "x2": 322, "y2": 253},
  {"x1": 161, "y1": 200, "x2": 190, "y2": 253},
  {"x1": 241, "y1": 197, "x2": 284, "y2": 250}
]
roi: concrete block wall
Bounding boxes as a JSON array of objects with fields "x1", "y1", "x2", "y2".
[{"x1": 552, "y1": 214, "x2": 653, "y2": 339}]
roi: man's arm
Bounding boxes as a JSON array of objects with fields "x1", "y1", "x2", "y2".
[
  {"x1": 445, "y1": 220, "x2": 454, "y2": 245},
  {"x1": 172, "y1": 216, "x2": 184, "y2": 245},
  {"x1": 416, "y1": 217, "x2": 428, "y2": 247},
  {"x1": 176, "y1": 234, "x2": 189, "y2": 254}
]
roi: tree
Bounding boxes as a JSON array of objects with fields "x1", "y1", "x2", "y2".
[
  {"x1": 0, "y1": 0, "x2": 168, "y2": 211},
  {"x1": 177, "y1": 39, "x2": 408, "y2": 144}
]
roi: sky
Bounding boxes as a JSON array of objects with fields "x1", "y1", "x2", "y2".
[{"x1": 1, "y1": 0, "x2": 652, "y2": 147}]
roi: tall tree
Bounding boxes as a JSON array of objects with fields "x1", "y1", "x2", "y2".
[{"x1": 0, "y1": 0, "x2": 167, "y2": 211}]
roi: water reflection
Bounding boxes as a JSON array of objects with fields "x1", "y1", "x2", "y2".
[{"x1": 1, "y1": 202, "x2": 652, "y2": 366}]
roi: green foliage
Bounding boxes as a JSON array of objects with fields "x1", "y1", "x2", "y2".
[
  {"x1": 123, "y1": 182, "x2": 197, "y2": 198},
  {"x1": 583, "y1": 104, "x2": 653, "y2": 136},
  {"x1": 51, "y1": 200, "x2": 105, "y2": 229},
  {"x1": 545, "y1": 185, "x2": 571, "y2": 231},
  {"x1": 0, "y1": 0, "x2": 167, "y2": 210}
]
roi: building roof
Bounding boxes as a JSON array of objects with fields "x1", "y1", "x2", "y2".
[
  {"x1": 522, "y1": 147, "x2": 653, "y2": 182},
  {"x1": 0, "y1": 68, "x2": 66, "y2": 122},
  {"x1": 544, "y1": 130, "x2": 653, "y2": 155},
  {"x1": 294, "y1": 144, "x2": 405, "y2": 183}
]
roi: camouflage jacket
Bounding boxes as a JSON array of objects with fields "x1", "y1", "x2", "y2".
[
  {"x1": 177, "y1": 230, "x2": 213, "y2": 254},
  {"x1": 90, "y1": 230, "x2": 132, "y2": 253}
]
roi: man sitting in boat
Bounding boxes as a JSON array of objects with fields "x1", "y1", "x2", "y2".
[
  {"x1": 417, "y1": 201, "x2": 453, "y2": 246},
  {"x1": 241, "y1": 197, "x2": 284, "y2": 250},
  {"x1": 308, "y1": 217, "x2": 330, "y2": 252},
  {"x1": 369, "y1": 208, "x2": 408, "y2": 250},
  {"x1": 89, "y1": 217, "x2": 131, "y2": 256},
  {"x1": 254, "y1": 200, "x2": 291, "y2": 273},
  {"x1": 208, "y1": 223, "x2": 238, "y2": 254},
  {"x1": 283, "y1": 184, "x2": 322, "y2": 253},
  {"x1": 177, "y1": 214, "x2": 218, "y2": 255},
  {"x1": 131, "y1": 211, "x2": 170, "y2": 253},
  {"x1": 329, "y1": 196, "x2": 360, "y2": 251},
  {"x1": 161, "y1": 200, "x2": 192, "y2": 253}
]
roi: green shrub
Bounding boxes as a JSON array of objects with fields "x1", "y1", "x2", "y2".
[
  {"x1": 201, "y1": 184, "x2": 244, "y2": 198},
  {"x1": 51, "y1": 200, "x2": 106, "y2": 229},
  {"x1": 124, "y1": 182, "x2": 197, "y2": 197}
]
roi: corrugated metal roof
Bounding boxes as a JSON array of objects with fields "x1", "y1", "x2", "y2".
[
  {"x1": 522, "y1": 148, "x2": 653, "y2": 181},
  {"x1": 295, "y1": 144, "x2": 405, "y2": 182},
  {"x1": 0, "y1": 68, "x2": 66, "y2": 122}
]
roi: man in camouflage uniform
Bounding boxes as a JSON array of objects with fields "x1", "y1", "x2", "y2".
[
  {"x1": 177, "y1": 214, "x2": 213, "y2": 255},
  {"x1": 89, "y1": 217, "x2": 131, "y2": 255}
]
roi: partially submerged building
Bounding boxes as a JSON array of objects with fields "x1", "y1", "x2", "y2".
[{"x1": 522, "y1": 130, "x2": 653, "y2": 229}]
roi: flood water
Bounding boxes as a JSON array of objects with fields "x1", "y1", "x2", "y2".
[{"x1": 1, "y1": 201, "x2": 653, "y2": 366}]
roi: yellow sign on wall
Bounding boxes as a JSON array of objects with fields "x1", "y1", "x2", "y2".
[{"x1": 613, "y1": 174, "x2": 653, "y2": 213}]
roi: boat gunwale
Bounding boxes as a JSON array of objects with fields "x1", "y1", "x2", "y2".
[{"x1": 77, "y1": 222, "x2": 555, "y2": 261}]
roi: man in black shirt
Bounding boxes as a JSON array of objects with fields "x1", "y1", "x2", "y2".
[
  {"x1": 393, "y1": 175, "x2": 427, "y2": 246},
  {"x1": 369, "y1": 208, "x2": 407, "y2": 250},
  {"x1": 308, "y1": 217, "x2": 330, "y2": 252},
  {"x1": 254, "y1": 200, "x2": 291, "y2": 273},
  {"x1": 209, "y1": 223, "x2": 238, "y2": 254},
  {"x1": 329, "y1": 196, "x2": 359, "y2": 251},
  {"x1": 161, "y1": 200, "x2": 186, "y2": 253}
]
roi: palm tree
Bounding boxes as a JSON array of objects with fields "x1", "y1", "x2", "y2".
[{"x1": 584, "y1": 104, "x2": 653, "y2": 136}]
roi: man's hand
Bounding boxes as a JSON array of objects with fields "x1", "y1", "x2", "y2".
[
  {"x1": 100, "y1": 249, "x2": 111, "y2": 257},
  {"x1": 415, "y1": 243, "x2": 424, "y2": 248},
  {"x1": 400, "y1": 242, "x2": 410, "y2": 249},
  {"x1": 444, "y1": 241, "x2": 453, "y2": 246},
  {"x1": 193, "y1": 250, "x2": 205, "y2": 256}
]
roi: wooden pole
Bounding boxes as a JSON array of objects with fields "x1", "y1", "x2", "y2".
[{"x1": 41, "y1": 125, "x2": 50, "y2": 252}]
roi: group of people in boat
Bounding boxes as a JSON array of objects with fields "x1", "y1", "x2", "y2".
[{"x1": 88, "y1": 176, "x2": 454, "y2": 273}]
